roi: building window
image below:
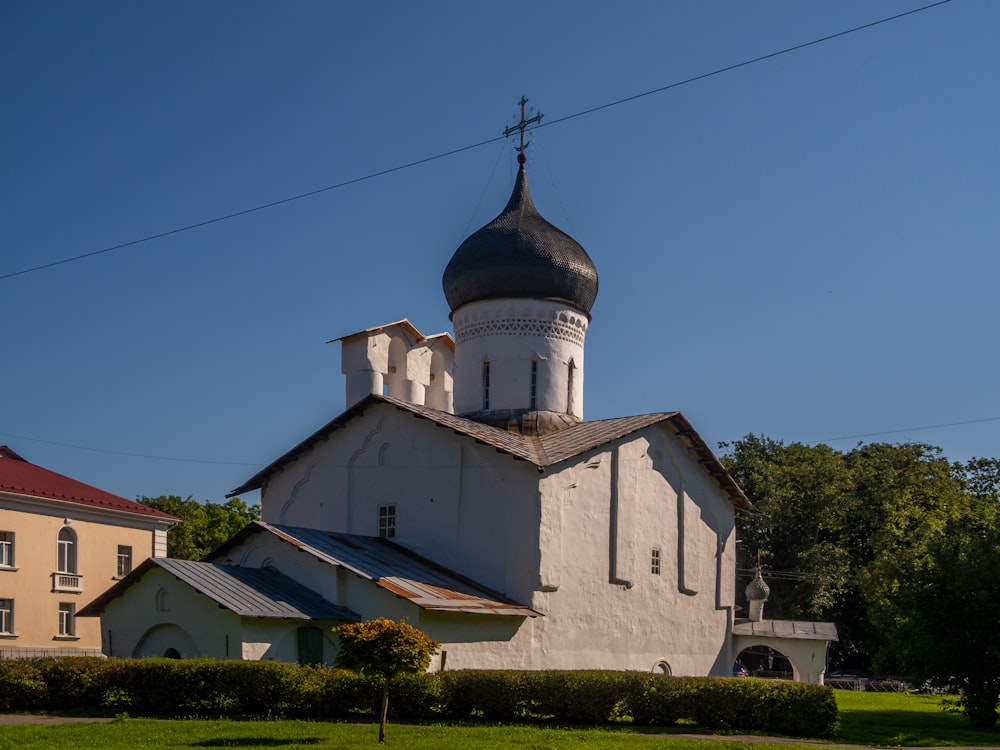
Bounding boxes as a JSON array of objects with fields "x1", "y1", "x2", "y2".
[
  {"x1": 116, "y1": 545, "x2": 132, "y2": 578},
  {"x1": 378, "y1": 505, "x2": 396, "y2": 539},
  {"x1": 651, "y1": 548, "x2": 661, "y2": 575},
  {"x1": 57, "y1": 527, "x2": 77, "y2": 574},
  {"x1": 0, "y1": 599, "x2": 12, "y2": 634},
  {"x1": 58, "y1": 603, "x2": 76, "y2": 637},
  {"x1": 567, "y1": 359, "x2": 576, "y2": 414},
  {"x1": 529, "y1": 360, "x2": 538, "y2": 410},
  {"x1": 0, "y1": 532, "x2": 13, "y2": 567},
  {"x1": 482, "y1": 360, "x2": 491, "y2": 410}
]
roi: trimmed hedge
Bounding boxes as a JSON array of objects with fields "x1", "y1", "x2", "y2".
[{"x1": 0, "y1": 659, "x2": 839, "y2": 737}]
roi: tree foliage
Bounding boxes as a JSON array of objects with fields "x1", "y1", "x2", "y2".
[
  {"x1": 722, "y1": 435, "x2": 1000, "y2": 725},
  {"x1": 334, "y1": 618, "x2": 439, "y2": 743},
  {"x1": 878, "y1": 499, "x2": 1000, "y2": 727},
  {"x1": 139, "y1": 495, "x2": 261, "y2": 560},
  {"x1": 721, "y1": 437, "x2": 978, "y2": 669}
]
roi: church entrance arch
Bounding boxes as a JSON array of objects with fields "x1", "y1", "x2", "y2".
[
  {"x1": 733, "y1": 644, "x2": 794, "y2": 680},
  {"x1": 132, "y1": 623, "x2": 199, "y2": 659}
]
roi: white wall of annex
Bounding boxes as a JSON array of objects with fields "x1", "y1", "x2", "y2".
[{"x1": 98, "y1": 567, "x2": 242, "y2": 659}]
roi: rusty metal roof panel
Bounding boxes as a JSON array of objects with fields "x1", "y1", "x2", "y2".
[{"x1": 261, "y1": 523, "x2": 539, "y2": 617}]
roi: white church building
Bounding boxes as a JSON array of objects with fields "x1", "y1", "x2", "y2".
[{"x1": 82, "y1": 112, "x2": 835, "y2": 682}]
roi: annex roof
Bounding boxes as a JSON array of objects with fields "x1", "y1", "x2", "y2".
[
  {"x1": 227, "y1": 396, "x2": 755, "y2": 513},
  {"x1": 79, "y1": 556, "x2": 359, "y2": 621},
  {"x1": 0, "y1": 446, "x2": 177, "y2": 522},
  {"x1": 732, "y1": 619, "x2": 839, "y2": 642},
  {"x1": 210, "y1": 522, "x2": 540, "y2": 618}
]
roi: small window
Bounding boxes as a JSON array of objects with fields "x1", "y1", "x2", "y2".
[
  {"x1": 58, "y1": 602, "x2": 76, "y2": 637},
  {"x1": 116, "y1": 545, "x2": 132, "y2": 578},
  {"x1": 0, "y1": 599, "x2": 12, "y2": 634},
  {"x1": 57, "y1": 527, "x2": 77, "y2": 574},
  {"x1": 651, "y1": 548, "x2": 661, "y2": 575},
  {"x1": 0, "y1": 532, "x2": 13, "y2": 567},
  {"x1": 482, "y1": 360, "x2": 491, "y2": 410},
  {"x1": 378, "y1": 504, "x2": 396, "y2": 539}
]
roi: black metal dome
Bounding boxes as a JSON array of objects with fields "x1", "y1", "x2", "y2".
[{"x1": 442, "y1": 164, "x2": 598, "y2": 316}]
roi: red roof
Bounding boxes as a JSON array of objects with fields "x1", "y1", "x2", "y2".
[{"x1": 0, "y1": 446, "x2": 177, "y2": 521}]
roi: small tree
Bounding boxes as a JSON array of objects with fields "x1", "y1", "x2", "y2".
[{"x1": 334, "y1": 618, "x2": 439, "y2": 743}]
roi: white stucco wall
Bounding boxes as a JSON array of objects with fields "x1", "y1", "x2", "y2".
[
  {"x1": 261, "y1": 403, "x2": 542, "y2": 601},
  {"x1": 507, "y1": 423, "x2": 736, "y2": 675},
  {"x1": 340, "y1": 324, "x2": 454, "y2": 411},
  {"x1": 100, "y1": 567, "x2": 243, "y2": 659},
  {"x1": 255, "y1": 406, "x2": 740, "y2": 674},
  {"x1": 97, "y1": 566, "x2": 343, "y2": 664}
]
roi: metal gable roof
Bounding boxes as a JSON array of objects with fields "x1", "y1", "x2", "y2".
[
  {"x1": 212, "y1": 522, "x2": 540, "y2": 618},
  {"x1": 0, "y1": 446, "x2": 178, "y2": 522},
  {"x1": 79, "y1": 557, "x2": 359, "y2": 621},
  {"x1": 227, "y1": 397, "x2": 755, "y2": 514},
  {"x1": 731, "y1": 619, "x2": 839, "y2": 642}
]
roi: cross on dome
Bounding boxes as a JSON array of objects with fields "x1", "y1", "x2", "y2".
[{"x1": 503, "y1": 96, "x2": 543, "y2": 163}]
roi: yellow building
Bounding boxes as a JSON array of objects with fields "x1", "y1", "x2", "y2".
[{"x1": 0, "y1": 446, "x2": 176, "y2": 657}]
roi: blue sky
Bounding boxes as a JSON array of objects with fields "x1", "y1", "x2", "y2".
[{"x1": 3, "y1": 0, "x2": 997, "y2": 505}]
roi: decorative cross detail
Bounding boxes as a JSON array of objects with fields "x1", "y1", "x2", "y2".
[{"x1": 503, "y1": 96, "x2": 543, "y2": 157}]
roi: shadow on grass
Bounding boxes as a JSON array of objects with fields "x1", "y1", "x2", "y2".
[
  {"x1": 192, "y1": 740, "x2": 324, "y2": 747},
  {"x1": 835, "y1": 690, "x2": 1000, "y2": 747}
]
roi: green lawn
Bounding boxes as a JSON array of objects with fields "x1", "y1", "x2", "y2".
[
  {"x1": 834, "y1": 688, "x2": 996, "y2": 746},
  {"x1": 0, "y1": 690, "x2": 997, "y2": 749}
]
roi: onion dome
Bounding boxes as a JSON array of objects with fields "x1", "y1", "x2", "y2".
[
  {"x1": 442, "y1": 161, "x2": 598, "y2": 316},
  {"x1": 745, "y1": 569, "x2": 770, "y2": 602}
]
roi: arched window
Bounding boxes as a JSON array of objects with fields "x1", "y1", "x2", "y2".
[
  {"x1": 155, "y1": 586, "x2": 170, "y2": 612},
  {"x1": 653, "y1": 660, "x2": 672, "y2": 675},
  {"x1": 529, "y1": 360, "x2": 538, "y2": 410},
  {"x1": 566, "y1": 359, "x2": 577, "y2": 414},
  {"x1": 163, "y1": 648, "x2": 181, "y2": 659},
  {"x1": 56, "y1": 527, "x2": 77, "y2": 574}
]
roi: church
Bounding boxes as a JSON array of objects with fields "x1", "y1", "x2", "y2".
[{"x1": 82, "y1": 104, "x2": 835, "y2": 682}]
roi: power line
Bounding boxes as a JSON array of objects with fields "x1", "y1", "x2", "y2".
[
  {"x1": 1, "y1": 0, "x2": 955, "y2": 282},
  {"x1": 0, "y1": 431, "x2": 263, "y2": 467},
  {"x1": 809, "y1": 416, "x2": 1000, "y2": 446},
  {"x1": 538, "y1": 0, "x2": 956, "y2": 132}
]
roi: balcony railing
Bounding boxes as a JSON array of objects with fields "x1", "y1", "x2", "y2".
[{"x1": 52, "y1": 572, "x2": 82, "y2": 593}]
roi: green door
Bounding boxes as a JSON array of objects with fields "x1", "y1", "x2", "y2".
[{"x1": 297, "y1": 627, "x2": 324, "y2": 666}]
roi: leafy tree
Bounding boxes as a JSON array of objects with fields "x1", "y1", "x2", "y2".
[
  {"x1": 334, "y1": 618, "x2": 439, "y2": 743},
  {"x1": 724, "y1": 436, "x2": 1000, "y2": 725},
  {"x1": 721, "y1": 437, "x2": 973, "y2": 669},
  {"x1": 138, "y1": 495, "x2": 261, "y2": 560},
  {"x1": 965, "y1": 456, "x2": 1000, "y2": 503},
  {"x1": 879, "y1": 499, "x2": 1000, "y2": 727}
]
